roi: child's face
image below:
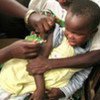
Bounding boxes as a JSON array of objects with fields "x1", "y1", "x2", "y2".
[{"x1": 64, "y1": 12, "x2": 93, "y2": 47}]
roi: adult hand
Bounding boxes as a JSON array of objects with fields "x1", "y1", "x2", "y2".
[
  {"x1": 28, "y1": 13, "x2": 55, "y2": 34},
  {"x1": 27, "y1": 56, "x2": 51, "y2": 75},
  {"x1": 46, "y1": 88, "x2": 65, "y2": 100},
  {"x1": 6, "y1": 40, "x2": 41, "y2": 59}
]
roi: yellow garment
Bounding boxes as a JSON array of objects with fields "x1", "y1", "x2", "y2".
[{"x1": 0, "y1": 37, "x2": 81, "y2": 96}]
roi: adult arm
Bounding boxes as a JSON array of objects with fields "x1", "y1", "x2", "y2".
[
  {"x1": 27, "y1": 50, "x2": 100, "y2": 74},
  {"x1": 48, "y1": 50, "x2": 100, "y2": 69},
  {"x1": 28, "y1": 32, "x2": 53, "y2": 75},
  {"x1": 0, "y1": 40, "x2": 41, "y2": 64},
  {"x1": 0, "y1": 0, "x2": 27, "y2": 18},
  {"x1": 0, "y1": 0, "x2": 55, "y2": 33}
]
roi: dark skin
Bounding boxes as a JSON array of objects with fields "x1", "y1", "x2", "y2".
[
  {"x1": 0, "y1": 40, "x2": 41, "y2": 64},
  {"x1": 27, "y1": 50, "x2": 100, "y2": 74},
  {"x1": 29, "y1": 33, "x2": 53, "y2": 100},
  {"x1": 29, "y1": 13, "x2": 55, "y2": 34},
  {"x1": 27, "y1": 11, "x2": 100, "y2": 99},
  {"x1": 0, "y1": 0, "x2": 55, "y2": 63},
  {"x1": 45, "y1": 88, "x2": 65, "y2": 100},
  {"x1": 0, "y1": 1, "x2": 63, "y2": 99},
  {"x1": 27, "y1": 12, "x2": 99, "y2": 73},
  {"x1": 0, "y1": 0, "x2": 55, "y2": 34}
]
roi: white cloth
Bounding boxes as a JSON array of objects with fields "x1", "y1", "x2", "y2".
[
  {"x1": 28, "y1": 0, "x2": 47, "y2": 11},
  {"x1": 0, "y1": 87, "x2": 29, "y2": 100},
  {"x1": 29, "y1": 0, "x2": 67, "y2": 20},
  {"x1": 90, "y1": 24, "x2": 100, "y2": 51},
  {"x1": 91, "y1": 0, "x2": 100, "y2": 7},
  {"x1": 90, "y1": 0, "x2": 100, "y2": 51}
]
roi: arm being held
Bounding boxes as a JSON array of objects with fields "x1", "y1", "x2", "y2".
[{"x1": 28, "y1": 32, "x2": 53, "y2": 100}]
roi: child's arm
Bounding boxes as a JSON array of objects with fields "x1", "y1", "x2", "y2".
[
  {"x1": 30, "y1": 75, "x2": 45, "y2": 100},
  {"x1": 30, "y1": 33, "x2": 53, "y2": 100},
  {"x1": 39, "y1": 33, "x2": 53, "y2": 58}
]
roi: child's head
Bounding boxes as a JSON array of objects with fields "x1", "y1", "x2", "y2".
[{"x1": 64, "y1": 0, "x2": 100, "y2": 47}]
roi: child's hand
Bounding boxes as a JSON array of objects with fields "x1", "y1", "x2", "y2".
[
  {"x1": 29, "y1": 90, "x2": 45, "y2": 100},
  {"x1": 29, "y1": 93, "x2": 34, "y2": 100},
  {"x1": 27, "y1": 57, "x2": 49, "y2": 75},
  {"x1": 46, "y1": 88, "x2": 65, "y2": 100}
]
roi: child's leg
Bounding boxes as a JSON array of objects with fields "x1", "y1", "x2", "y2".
[{"x1": 29, "y1": 74, "x2": 45, "y2": 100}]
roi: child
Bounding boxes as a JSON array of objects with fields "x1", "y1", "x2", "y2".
[
  {"x1": 28, "y1": 0, "x2": 100, "y2": 100},
  {"x1": 0, "y1": 0, "x2": 100, "y2": 100}
]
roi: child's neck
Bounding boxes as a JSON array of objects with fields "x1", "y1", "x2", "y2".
[{"x1": 80, "y1": 41, "x2": 88, "y2": 49}]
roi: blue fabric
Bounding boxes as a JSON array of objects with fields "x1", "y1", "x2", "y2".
[{"x1": 53, "y1": 24, "x2": 64, "y2": 48}]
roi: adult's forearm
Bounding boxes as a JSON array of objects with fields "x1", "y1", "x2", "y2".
[
  {"x1": 0, "y1": 0, "x2": 28, "y2": 18},
  {"x1": 0, "y1": 47, "x2": 12, "y2": 64},
  {"x1": 49, "y1": 50, "x2": 100, "y2": 69}
]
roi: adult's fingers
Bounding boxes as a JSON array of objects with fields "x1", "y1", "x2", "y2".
[
  {"x1": 25, "y1": 52, "x2": 38, "y2": 59},
  {"x1": 36, "y1": 16, "x2": 55, "y2": 34},
  {"x1": 25, "y1": 41, "x2": 41, "y2": 48}
]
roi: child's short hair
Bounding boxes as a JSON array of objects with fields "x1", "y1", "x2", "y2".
[{"x1": 68, "y1": 0, "x2": 100, "y2": 30}]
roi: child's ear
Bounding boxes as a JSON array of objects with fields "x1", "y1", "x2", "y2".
[
  {"x1": 91, "y1": 28, "x2": 98, "y2": 37},
  {"x1": 89, "y1": 28, "x2": 98, "y2": 39},
  {"x1": 92, "y1": 28, "x2": 98, "y2": 34}
]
